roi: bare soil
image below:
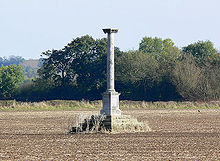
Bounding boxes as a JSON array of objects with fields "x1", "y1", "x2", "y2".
[{"x1": 0, "y1": 109, "x2": 220, "y2": 160}]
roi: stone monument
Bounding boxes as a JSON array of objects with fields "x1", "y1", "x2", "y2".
[
  {"x1": 100, "y1": 28, "x2": 121, "y2": 116},
  {"x1": 99, "y1": 28, "x2": 149, "y2": 133},
  {"x1": 69, "y1": 28, "x2": 151, "y2": 133}
]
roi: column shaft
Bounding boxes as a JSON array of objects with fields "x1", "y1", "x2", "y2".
[{"x1": 107, "y1": 33, "x2": 115, "y2": 92}]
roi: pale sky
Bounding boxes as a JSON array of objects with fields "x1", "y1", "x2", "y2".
[{"x1": 0, "y1": 0, "x2": 220, "y2": 59}]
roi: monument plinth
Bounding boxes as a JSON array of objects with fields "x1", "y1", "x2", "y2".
[{"x1": 100, "y1": 28, "x2": 121, "y2": 116}]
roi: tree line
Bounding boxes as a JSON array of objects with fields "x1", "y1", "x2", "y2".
[{"x1": 0, "y1": 35, "x2": 219, "y2": 101}]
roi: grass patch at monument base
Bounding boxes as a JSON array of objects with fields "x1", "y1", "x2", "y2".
[{"x1": 68, "y1": 114, "x2": 151, "y2": 134}]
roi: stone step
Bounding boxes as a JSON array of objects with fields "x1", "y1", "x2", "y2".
[{"x1": 100, "y1": 115, "x2": 148, "y2": 133}]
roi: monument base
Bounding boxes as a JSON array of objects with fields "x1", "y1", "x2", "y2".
[
  {"x1": 101, "y1": 91, "x2": 121, "y2": 116},
  {"x1": 68, "y1": 114, "x2": 151, "y2": 134},
  {"x1": 102, "y1": 115, "x2": 151, "y2": 133}
]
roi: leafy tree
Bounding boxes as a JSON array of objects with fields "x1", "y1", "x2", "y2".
[
  {"x1": 139, "y1": 37, "x2": 163, "y2": 53},
  {"x1": 0, "y1": 64, "x2": 24, "y2": 98},
  {"x1": 139, "y1": 36, "x2": 180, "y2": 76},
  {"x1": 139, "y1": 37, "x2": 176, "y2": 54},
  {"x1": 182, "y1": 40, "x2": 218, "y2": 65},
  {"x1": 39, "y1": 49, "x2": 75, "y2": 88},
  {"x1": 116, "y1": 51, "x2": 159, "y2": 85},
  {"x1": 116, "y1": 51, "x2": 161, "y2": 100},
  {"x1": 138, "y1": 37, "x2": 181, "y2": 100},
  {"x1": 35, "y1": 35, "x2": 116, "y2": 100}
]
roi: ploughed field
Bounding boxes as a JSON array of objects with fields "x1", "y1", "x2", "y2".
[{"x1": 0, "y1": 109, "x2": 220, "y2": 160}]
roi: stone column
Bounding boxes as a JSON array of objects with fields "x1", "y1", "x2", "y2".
[
  {"x1": 107, "y1": 30, "x2": 115, "y2": 92},
  {"x1": 101, "y1": 28, "x2": 121, "y2": 116}
]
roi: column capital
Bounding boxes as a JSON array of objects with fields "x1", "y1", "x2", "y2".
[{"x1": 103, "y1": 28, "x2": 118, "y2": 34}]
